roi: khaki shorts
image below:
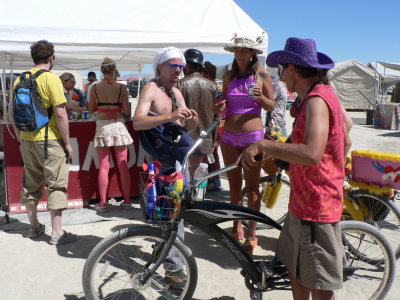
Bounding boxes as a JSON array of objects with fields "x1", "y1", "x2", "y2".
[
  {"x1": 20, "y1": 139, "x2": 69, "y2": 210},
  {"x1": 276, "y1": 212, "x2": 343, "y2": 290}
]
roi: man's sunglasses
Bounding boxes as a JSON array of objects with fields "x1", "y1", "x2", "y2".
[
  {"x1": 164, "y1": 63, "x2": 185, "y2": 70},
  {"x1": 277, "y1": 63, "x2": 288, "y2": 78}
]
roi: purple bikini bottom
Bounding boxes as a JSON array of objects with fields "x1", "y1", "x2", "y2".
[{"x1": 220, "y1": 128, "x2": 264, "y2": 150}]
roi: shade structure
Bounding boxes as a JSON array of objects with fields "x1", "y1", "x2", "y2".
[{"x1": 0, "y1": 0, "x2": 267, "y2": 71}]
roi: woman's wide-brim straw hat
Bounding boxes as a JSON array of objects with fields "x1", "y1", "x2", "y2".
[
  {"x1": 266, "y1": 37, "x2": 334, "y2": 70},
  {"x1": 224, "y1": 37, "x2": 264, "y2": 55}
]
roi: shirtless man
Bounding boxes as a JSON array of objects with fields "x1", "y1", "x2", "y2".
[
  {"x1": 133, "y1": 47, "x2": 198, "y2": 156},
  {"x1": 133, "y1": 47, "x2": 198, "y2": 285}
]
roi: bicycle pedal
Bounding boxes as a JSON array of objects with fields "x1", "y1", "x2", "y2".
[{"x1": 258, "y1": 261, "x2": 274, "y2": 277}]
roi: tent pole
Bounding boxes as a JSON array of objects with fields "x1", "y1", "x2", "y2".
[
  {"x1": 138, "y1": 64, "x2": 142, "y2": 101},
  {"x1": 1, "y1": 51, "x2": 8, "y2": 122},
  {"x1": 6, "y1": 56, "x2": 14, "y2": 123}
]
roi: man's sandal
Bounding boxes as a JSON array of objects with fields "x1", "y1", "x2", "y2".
[
  {"x1": 231, "y1": 231, "x2": 246, "y2": 244},
  {"x1": 243, "y1": 238, "x2": 258, "y2": 255}
]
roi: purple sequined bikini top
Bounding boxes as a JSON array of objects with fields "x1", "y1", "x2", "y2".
[{"x1": 226, "y1": 75, "x2": 261, "y2": 116}]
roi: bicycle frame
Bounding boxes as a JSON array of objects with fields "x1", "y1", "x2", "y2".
[
  {"x1": 140, "y1": 160, "x2": 283, "y2": 290},
  {"x1": 182, "y1": 194, "x2": 282, "y2": 286},
  {"x1": 343, "y1": 187, "x2": 371, "y2": 221},
  {"x1": 140, "y1": 120, "x2": 283, "y2": 290}
]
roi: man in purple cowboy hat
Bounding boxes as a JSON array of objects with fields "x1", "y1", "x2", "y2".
[{"x1": 242, "y1": 37, "x2": 349, "y2": 299}]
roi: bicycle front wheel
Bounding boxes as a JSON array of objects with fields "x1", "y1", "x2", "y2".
[
  {"x1": 82, "y1": 226, "x2": 198, "y2": 300},
  {"x1": 242, "y1": 175, "x2": 290, "y2": 229},
  {"x1": 339, "y1": 221, "x2": 396, "y2": 300},
  {"x1": 348, "y1": 189, "x2": 400, "y2": 260}
]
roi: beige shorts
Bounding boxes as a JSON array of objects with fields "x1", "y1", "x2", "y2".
[
  {"x1": 276, "y1": 212, "x2": 343, "y2": 290},
  {"x1": 20, "y1": 139, "x2": 69, "y2": 210}
]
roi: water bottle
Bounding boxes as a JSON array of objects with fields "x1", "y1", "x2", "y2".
[
  {"x1": 146, "y1": 162, "x2": 158, "y2": 219},
  {"x1": 193, "y1": 163, "x2": 208, "y2": 201}
]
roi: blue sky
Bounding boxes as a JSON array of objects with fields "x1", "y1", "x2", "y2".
[{"x1": 112, "y1": 0, "x2": 400, "y2": 77}]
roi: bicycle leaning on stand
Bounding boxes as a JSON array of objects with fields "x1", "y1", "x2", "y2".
[{"x1": 82, "y1": 121, "x2": 396, "y2": 300}]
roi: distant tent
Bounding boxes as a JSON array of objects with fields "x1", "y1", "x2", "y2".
[
  {"x1": 328, "y1": 60, "x2": 380, "y2": 110},
  {"x1": 369, "y1": 62, "x2": 400, "y2": 90}
]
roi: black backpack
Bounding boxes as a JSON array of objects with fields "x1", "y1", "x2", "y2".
[{"x1": 13, "y1": 69, "x2": 52, "y2": 158}]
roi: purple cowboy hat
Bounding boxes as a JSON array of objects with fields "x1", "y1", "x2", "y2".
[{"x1": 266, "y1": 37, "x2": 334, "y2": 70}]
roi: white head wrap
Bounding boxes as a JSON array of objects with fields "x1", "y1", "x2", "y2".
[{"x1": 153, "y1": 47, "x2": 186, "y2": 74}]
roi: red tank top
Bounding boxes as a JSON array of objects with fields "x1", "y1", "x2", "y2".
[{"x1": 289, "y1": 84, "x2": 344, "y2": 223}]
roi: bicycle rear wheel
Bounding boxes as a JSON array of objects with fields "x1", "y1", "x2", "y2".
[
  {"x1": 339, "y1": 221, "x2": 396, "y2": 300},
  {"x1": 347, "y1": 190, "x2": 400, "y2": 260},
  {"x1": 82, "y1": 226, "x2": 198, "y2": 300},
  {"x1": 242, "y1": 175, "x2": 290, "y2": 229}
]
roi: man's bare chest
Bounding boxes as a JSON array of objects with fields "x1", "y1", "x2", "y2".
[{"x1": 151, "y1": 92, "x2": 174, "y2": 115}]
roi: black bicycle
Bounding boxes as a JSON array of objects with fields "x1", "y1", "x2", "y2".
[{"x1": 82, "y1": 122, "x2": 396, "y2": 300}]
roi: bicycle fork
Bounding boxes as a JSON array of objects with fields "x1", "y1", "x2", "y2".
[{"x1": 139, "y1": 229, "x2": 178, "y2": 285}]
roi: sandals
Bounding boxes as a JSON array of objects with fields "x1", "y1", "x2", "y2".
[
  {"x1": 120, "y1": 202, "x2": 132, "y2": 210},
  {"x1": 94, "y1": 204, "x2": 108, "y2": 213},
  {"x1": 243, "y1": 238, "x2": 258, "y2": 255},
  {"x1": 50, "y1": 231, "x2": 78, "y2": 245},
  {"x1": 231, "y1": 231, "x2": 246, "y2": 244},
  {"x1": 29, "y1": 223, "x2": 45, "y2": 238}
]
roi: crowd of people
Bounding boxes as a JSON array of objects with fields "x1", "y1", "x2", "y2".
[{"x1": 10, "y1": 36, "x2": 352, "y2": 298}]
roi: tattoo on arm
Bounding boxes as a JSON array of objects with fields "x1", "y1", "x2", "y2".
[{"x1": 259, "y1": 71, "x2": 268, "y2": 79}]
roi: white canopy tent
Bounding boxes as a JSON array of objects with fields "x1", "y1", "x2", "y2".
[
  {"x1": 0, "y1": 0, "x2": 267, "y2": 121},
  {"x1": 0, "y1": 0, "x2": 267, "y2": 70},
  {"x1": 328, "y1": 60, "x2": 380, "y2": 110}
]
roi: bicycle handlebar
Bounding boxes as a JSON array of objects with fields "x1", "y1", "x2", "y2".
[
  {"x1": 200, "y1": 118, "x2": 219, "y2": 137},
  {"x1": 182, "y1": 117, "x2": 220, "y2": 181}
]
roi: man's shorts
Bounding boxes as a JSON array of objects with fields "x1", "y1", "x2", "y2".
[
  {"x1": 276, "y1": 212, "x2": 343, "y2": 290},
  {"x1": 20, "y1": 139, "x2": 69, "y2": 210}
]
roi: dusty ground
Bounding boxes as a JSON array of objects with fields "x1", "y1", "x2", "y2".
[{"x1": 0, "y1": 111, "x2": 399, "y2": 300}]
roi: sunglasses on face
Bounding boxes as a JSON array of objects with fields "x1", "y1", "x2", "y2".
[
  {"x1": 164, "y1": 63, "x2": 185, "y2": 70},
  {"x1": 277, "y1": 64, "x2": 288, "y2": 78}
]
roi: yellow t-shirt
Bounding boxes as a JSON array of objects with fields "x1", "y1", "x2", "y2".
[{"x1": 13, "y1": 68, "x2": 67, "y2": 141}]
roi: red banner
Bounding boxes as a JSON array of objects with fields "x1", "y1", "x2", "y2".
[{"x1": 2, "y1": 121, "x2": 145, "y2": 214}]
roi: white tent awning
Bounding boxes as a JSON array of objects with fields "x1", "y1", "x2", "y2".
[{"x1": 0, "y1": 0, "x2": 268, "y2": 70}]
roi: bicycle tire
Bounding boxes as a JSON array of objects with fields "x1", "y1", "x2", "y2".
[
  {"x1": 82, "y1": 226, "x2": 198, "y2": 300},
  {"x1": 242, "y1": 175, "x2": 290, "y2": 229},
  {"x1": 347, "y1": 189, "x2": 400, "y2": 260},
  {"x1": 339, "y1": 221, "x2": 396, "y2": 300}
]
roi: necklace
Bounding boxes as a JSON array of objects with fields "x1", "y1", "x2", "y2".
[{"x1": 154, "y1": 79, "x2": 178, "y2": 110}]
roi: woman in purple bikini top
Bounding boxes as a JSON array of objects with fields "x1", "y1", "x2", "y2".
[
  {"x1": 214, "y1": 36, "x2": 275, "y2": 254},
  {"x1": 225, "y1": 74, "x2": 262, "y2": 116}
]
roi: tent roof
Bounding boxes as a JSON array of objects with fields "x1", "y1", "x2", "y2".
[
  {"x1": 376, "y1": 62, "x2": 400, "y2": 72},
  {"x1": 369, "y1": 62, "x2": 400, "y2": 89},
  {"x1": 329, "y1": 59, "x2": 377, "y2": 79},
  {"x1": 0, "y1": 0, "x2": 267, "y2": 71},
  {"x1": 328, "y1": 59, "x2": 379, "y2": 109}
]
